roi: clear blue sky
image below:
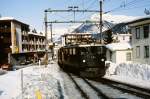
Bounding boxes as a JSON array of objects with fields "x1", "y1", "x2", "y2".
[{"x1": 0, "y1": 0, "x2": 149, "y2": 31}]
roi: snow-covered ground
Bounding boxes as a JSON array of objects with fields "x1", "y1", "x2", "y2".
[
  {"x1": 0, "y1": 61, "x2": 150, "y2": 99},
  {"x1": 105, "y1": 61, "x2": 150, "y2": 89},
  {"x1": 0, "y1": 62, "x2": 67, "y2": 99}
]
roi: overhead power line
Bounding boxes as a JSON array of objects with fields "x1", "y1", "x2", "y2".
[
  {"x1": 104, "y1": 0, "x2": 145, "y2": 14},
  {"x1": 46, "y1": 20, "x2": 100, "y2": 23}
]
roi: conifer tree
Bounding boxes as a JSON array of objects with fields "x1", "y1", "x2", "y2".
[{"x1": 103, "y1": 29, "x2": 113, "y2": 44}]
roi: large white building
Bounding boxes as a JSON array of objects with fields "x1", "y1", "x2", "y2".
[{"x1": 128, "y1": 17, "x2": 150, "y2": 65}]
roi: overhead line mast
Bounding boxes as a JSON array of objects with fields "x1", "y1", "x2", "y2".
[{"x1": 99, "y1": 0, "x2": 103, "y2": 44}]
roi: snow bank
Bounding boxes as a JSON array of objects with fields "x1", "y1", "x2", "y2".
[
  {"x1": 105, "y1": 62, "x2": 150, "y2": 89},
  {"x1": 0, "y1": 62, "x2": 67, "y2": 99},
  {"x1": 115, "y1": 63, "x2": 150, "y2": 81},
  {"x1": 16, "y1": 66, "x2": 60, "y2": 99},
  {"x1": 105, "y1": 61, "x2": 118, "y2": 75},
  {"x1": 106, "y1": 62, "x2": 150, "y2": 81}
]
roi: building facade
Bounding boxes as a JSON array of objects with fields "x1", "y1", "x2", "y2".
[
  {"x1": 128, "y1": 17, "x2": 150, "y2": 65},
  {"x1": 0, "y1": 17, "x2": 46, "y2": 68}
]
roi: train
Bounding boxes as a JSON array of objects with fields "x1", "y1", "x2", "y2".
[{"x1": 58, "y1": 44, "x2": 107, "y2": 78}]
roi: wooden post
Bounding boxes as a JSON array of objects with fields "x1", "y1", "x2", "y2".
[
  {"x1": 44, "y1": 10, "x2": 48, "y2": 67},
  {"x1": 21, "y1": 69, "x2": 23, "y2": 99}
]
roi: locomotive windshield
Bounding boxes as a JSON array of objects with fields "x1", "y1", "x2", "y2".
[{"x1": 79, "y1": 46, "x2": 105, "y2": 55}]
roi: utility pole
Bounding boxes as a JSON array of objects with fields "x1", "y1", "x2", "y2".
[
  {"x1": 49, "y1": 23, "x2": 54, "y2": 60},
  {"x1": 99, "y1": 0, "x2": 103, "y2": 44},
  {"x1": 44, "y1": 10, "x2": 48, "y2": 66}
]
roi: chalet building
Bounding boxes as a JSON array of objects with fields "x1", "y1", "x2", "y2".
[
  {"x1": 104, "y1": 23, "x2": 132, "y2": 64},
  {"x1": 105, "y1": 42, "x2": 132, "y2": 64},
  {"x1": 0, "y1": 17, "x2": 46, "y2": 69},
  {"x1": 128, "y1": 17, "x2": 150, "y2": 65}
]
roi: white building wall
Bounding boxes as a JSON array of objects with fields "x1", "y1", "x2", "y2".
[
  {"x1": 106, "y1": 49, "x2": 132, "y2": 64},
  {"x1": 131, "y1": 25, "x2": 150, "y2": 65},
  {"x1": 116, "y1": 50, "x2": 132, "y2": 64}
]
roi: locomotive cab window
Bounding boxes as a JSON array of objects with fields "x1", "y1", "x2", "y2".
[
  {"x1": 80, "y1": 47, "x2": 87, "y2": 55},
  {"x1": 91, "y1": 47, "x2": 96, "y2": 53},
  {"x1": 97, "y1": 47, "x2": 103, "y2": 54}
]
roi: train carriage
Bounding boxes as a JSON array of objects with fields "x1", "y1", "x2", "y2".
[{"x1": 58, "y1": 44, "x2": 106, "y2": 78}]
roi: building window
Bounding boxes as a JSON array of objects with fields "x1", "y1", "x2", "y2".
[
  {"x1": 144, "y1": 46, "x2": 149, "y2": 58},
  {"x1": 135, "y1": 27, "x2": 140, "y2": 39},
  {"x1": 126, "y1": 52, "x2": 131, "y2": 61},
  {"x1": 143, "y1": 25, "x2": 149, "y2": 38},
  {"x1": 136, "y1": 46, "x2": 140, "y2": 58},
  {"x1": 110, "y1": 51, "x2": 112, "y2": 61}
]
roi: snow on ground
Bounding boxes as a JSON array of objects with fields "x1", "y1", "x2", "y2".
[
  {"x1": 0, "y1": 61, "x2": 67, "y2": 99},
  {"x1": 105, "y1": 62, "x2": 150, "y2": 89},
  {"x1": 0, "y1": 60, "x2": 150, "y2": 99},
  {"x1": 0, "y1": 70, "x2": 21, "y2": 99}
]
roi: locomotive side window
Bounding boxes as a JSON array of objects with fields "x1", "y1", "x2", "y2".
[
  {"x1": 69, "y1": 48, "x2": 72, "y2": 55},
  {"x1": 73, "y1": 48, "x2": 76, "y2": 55},
  {"x1": 65, "y1": 49, "x2": 67, "y2": 54},
  {"x1": 65, "y1": 49, "x2": 68, "y2": 55},
  {"x1": 67, "y1": 49, "x2": 69, "y2": 55}
]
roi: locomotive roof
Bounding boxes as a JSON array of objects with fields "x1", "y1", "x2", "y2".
[{"x1": 63, "y1": 44, "x2": 105, "y2": 48}]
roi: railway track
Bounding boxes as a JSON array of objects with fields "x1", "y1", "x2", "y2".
[
  {"x1": 61, "y1": 70, "x2": 150, "y2": 99},
  {"x1": 96, "y1": 78, "x2": 150, "y2": 98}
]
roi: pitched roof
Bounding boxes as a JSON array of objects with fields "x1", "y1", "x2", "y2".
[
  {"x1": 127, "y1": 16, "x2": 150, "y2": 25},
  {"x1": 0, "y1": 17, "x2": 29, "y2": 26}
]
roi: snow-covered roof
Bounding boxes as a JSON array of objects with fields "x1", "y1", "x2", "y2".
[
  {"x1": 127, "y1": 16, "x2": 150, "y2": 25},
  {"x1": 105, "y1": 42, "x2": 132, "y2": 51},
  {"x1": 0, "y1": 17, "x2": 15, "y2": 20},
  {"x1": 0, "y1": 17, "x2": 29, "y2": 26},
  {"x1": 28, "y1": 32, "x2": 45, "y2": 37}
]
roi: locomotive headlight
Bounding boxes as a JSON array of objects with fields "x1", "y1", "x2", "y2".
[
  {"x1": 101, "y1": 59, "x2": 104, "y2": 62},
  {"x1": 83, "y1": 59, "x2": 86, "y2": 63}
]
